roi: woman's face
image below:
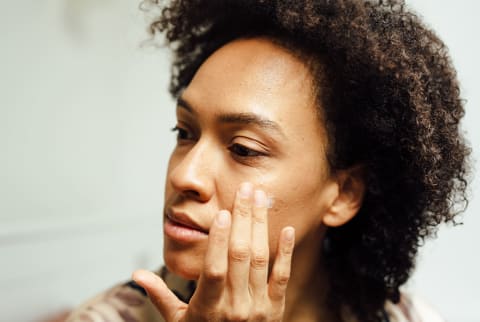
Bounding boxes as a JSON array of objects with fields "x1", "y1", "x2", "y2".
[{"x1": 163, "y1": 38, "x2": 339, "y2": 280}]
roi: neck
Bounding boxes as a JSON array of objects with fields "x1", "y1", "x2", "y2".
[{"x1": 282, "y1": 226, "x2": 337, "y2": 322}]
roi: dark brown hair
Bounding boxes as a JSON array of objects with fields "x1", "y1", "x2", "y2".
[{"x1": 144, "y1": 0, "x2": 470, "y2": 320}]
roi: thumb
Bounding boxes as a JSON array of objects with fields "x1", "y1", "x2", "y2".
[{"x1": 132, "y1": 269, "x2": 187, "y2": 322}]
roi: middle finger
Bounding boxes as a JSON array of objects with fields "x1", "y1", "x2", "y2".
[{"x1": 228, "y1": 182, "x2": 254, "y2": 299}]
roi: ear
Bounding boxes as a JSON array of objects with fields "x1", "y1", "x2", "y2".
[{"x1": 322, "y1": 165, "x2": 366, "y2": 227}]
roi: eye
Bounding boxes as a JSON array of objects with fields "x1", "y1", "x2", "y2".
[
  {"x1": 228, "y1": 143, "x2": 265, "y2": 158},
  {"x1": 171, "y1": 126, "x2": 194, "y2": 142}
]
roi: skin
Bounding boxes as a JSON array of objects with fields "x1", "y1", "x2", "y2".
[{"x1": 133, "y1": 38, "x2": 365, "y2": 321}]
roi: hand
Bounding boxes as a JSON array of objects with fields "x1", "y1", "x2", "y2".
[{"x1": 132, "y1": 182, "x2": 295, "y2": 322}]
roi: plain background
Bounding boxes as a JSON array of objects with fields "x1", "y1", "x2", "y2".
[{"x1": 0, "y1": 1, "x2": 478, "y2": 321}]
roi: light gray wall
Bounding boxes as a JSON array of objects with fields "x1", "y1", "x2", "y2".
[
  {"x1": 1, "y1": 1, "x2": 174, "y2": 321},
  {"x1": 0, "y1": 1, "x2": 478, "y2": 321},
  {"x1": 403, "y1": 2, "x2": 480, "y2": 321}
]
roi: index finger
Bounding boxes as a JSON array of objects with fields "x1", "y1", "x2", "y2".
[{"x1": 193, "y1": 210, "x2": 231, "y2": 306}]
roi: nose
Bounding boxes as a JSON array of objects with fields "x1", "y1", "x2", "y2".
[{"x1": 168, "y1": 140, "x2": 216, "y2": 202}]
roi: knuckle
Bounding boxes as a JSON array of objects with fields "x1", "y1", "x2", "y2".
[
  {"x1": 281, "y1": 243, "x2": 294, "y2": 256},
  {"x1": 235, "y1": 205, "x2": 250, "y2": 218},
  {"x1": 275, "y1": 270, "x2": 291, "y2": 286},
  {"x1": 203, "y1": 265, "x2": 226, "y2": 282},
  {"x1": 226, "y1": 310, "x2": 249, "y2": 322},
  {"x1": 250, "y1": 251, "x2": 269, "y2": 269},
  {"x1": 269, "y1": 288, "x2": 286, "y2": 303},
  {"x1": 251, "y1": 313, "x2": 265, "y2": 322},
  {"x1": 211, "y1": 231, "x2": 228, "y2": 245},
  {"x1": 252, "y1": 212, "x2": 266, "y2": 224},
  {"x1": 189, "y1": 305, "x2": 217, "y2": 322},
  {"x1": 229, "y1": 243, "x2": 250, "y2": 262},
  {"x1": 250, "y1": 306, "x2": 268, "y2": 321}
]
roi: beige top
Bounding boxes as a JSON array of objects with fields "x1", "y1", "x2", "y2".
[{"x1": 66, "y1": 267, "x2": 444, "y2": 322}]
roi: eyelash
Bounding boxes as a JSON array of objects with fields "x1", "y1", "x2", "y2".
[
  {"x1": 171, "y1": 126, "x2": 193, "y2": 141},
  {"x1": 227, "y1": 143, "x2": 265, "y2": 158},
  {"x1": 171, "y1": 126, "x2": 266, "y2": 160}
]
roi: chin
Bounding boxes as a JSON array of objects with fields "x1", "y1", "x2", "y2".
[
  {"x1": 164, "y1": 254, "x2": 202, "y2": 281},
  {"x1": 163, "y1": 241, "x2": 204, "y2": 281}
]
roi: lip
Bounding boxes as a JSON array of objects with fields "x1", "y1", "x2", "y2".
[
  {"x1": 167, "y1": 209, "x2": 209, "y2": 233},
  {"x1": 164, "y1": 209, "x2": 209, "y2": 243}
]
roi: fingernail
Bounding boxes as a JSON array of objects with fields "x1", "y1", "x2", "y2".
[
  {"x1": 216, "y1": 210, "x2": 230, "y2": 227},
  {"x1": 239, "y1": 182, "x2": 253, "y2": 199},
  {"x1": 132, "y1": 270, "x2": 152, "y2": 284},
  {"x1": 284, "y1": 227, "x2": 295, "y2": 242},
  {"x1": 254, "y1": 189, "x2": 267, "y2": 207}
]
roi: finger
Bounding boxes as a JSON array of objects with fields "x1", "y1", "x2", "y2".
[
  {"x1": 194, "y1": 210, "x2": 231, "y2": 306},
  {"x1": 228, "y1": 182, "x2": 254, "y2": 300},
  {"x1": 132, "y1": 269, "x2": 187, "y2": 322},
  {"x1": 249, "y1": 189, "x2": 269, "y2": 299},
  {"x1": 268, "y1": 227, "x2": 295, "y2": 304}
]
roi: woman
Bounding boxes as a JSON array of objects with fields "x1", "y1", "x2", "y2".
[{"x1": 66, "y1": 0, "x2": 470, "y2": 321}]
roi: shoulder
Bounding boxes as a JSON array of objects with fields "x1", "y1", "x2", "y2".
[
  {"x1": 65, "y1": 272, "x2": 164, "y2": 322},
  {"x1": 65, "y1": 267, "x2": 195, "y2": 322},
  {"x1": 385, "y1": 292, "x2": 445, "y2": 322}
]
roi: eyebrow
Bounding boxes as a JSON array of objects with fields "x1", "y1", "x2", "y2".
[
  {"x1": 177, "y1": 96, "x2": 196, "y2": 114},
  {"x1": 176, "y1": 96, "x2": 286, "y2": 138}
]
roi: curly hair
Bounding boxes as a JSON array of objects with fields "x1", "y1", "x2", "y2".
[{"x1": 143, "y1": 0, "x2": 470, "y2": 320}]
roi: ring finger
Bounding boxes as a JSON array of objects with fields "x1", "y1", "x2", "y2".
[{"x1": 249, "y1": 189, "x2": 269, "y2": 300}]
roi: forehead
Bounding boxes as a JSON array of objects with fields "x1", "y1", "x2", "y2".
[
  {"x1": 186, "y1": 38, "x2": 315, "y2": 108},
  {"x1": 181, "y1": 37, "x2": 327, "y2": 148}
]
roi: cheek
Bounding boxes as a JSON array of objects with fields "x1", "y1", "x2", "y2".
[
  {"x1": 266, "y1": 201, "x2": 324, "y2": 261},
  {"x1": 266, "y1": 202, "x2": 286, "y2": 255},
  {"x1": 217, "y1": 165, "x2": 267, "y2": 210},
  {"x1": 164, "y1": 154, "x2": 178, "y2": 194},
  {"x1": 265, "y1": 179, "x2": 326, "y2": 248}
]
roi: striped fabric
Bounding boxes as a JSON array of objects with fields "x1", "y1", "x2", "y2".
[{"x1": 65, "y1": 267, "x2": 445, "y2": 322}]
